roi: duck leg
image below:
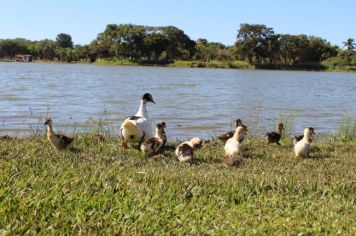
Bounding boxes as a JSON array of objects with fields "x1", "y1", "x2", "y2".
[
  {"x1": 121, "y1": 141, "x2": 128, "y2": 149},
  {"x1": 137, "y1": 132, "x2": 146, "y2": 150}
]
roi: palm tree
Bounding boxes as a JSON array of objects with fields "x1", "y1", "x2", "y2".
[{"x1": 342, "y1": 38, "x2": 355, "y2": 51}]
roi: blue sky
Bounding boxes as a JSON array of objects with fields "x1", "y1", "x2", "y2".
[{"x1": 1, "y1": 0, "x2": 355, "y2": 47}]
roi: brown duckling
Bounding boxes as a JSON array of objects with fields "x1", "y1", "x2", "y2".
[
  {"x1": 0, "y1": 135, "x2": 13, "y2": 140},
  {"x1": 175, "y1": 137, "x2": 203, "y2": 163},
  {"x1": 224, "y1": 155, "x2": 244, "y2": 167},
  {"x1": 44, "y1": 118, "x2": 74, "y2": 150},
  {"x1": 293, "y1": 127, "x2": 315, "y2": 145},
  {"x1": 265, "y1": 123, "x2": 284, "y2": 145},
  {"x1": 140, "y1": 122, "x2": 167, "y2": 156},
  {"x1": 218, "y1": 119, "x2": 247, "y2": 143}
]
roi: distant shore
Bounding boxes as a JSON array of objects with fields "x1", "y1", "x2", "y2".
[{"x1": 2, "y1": 59, "x2": 356, "y2": 72}]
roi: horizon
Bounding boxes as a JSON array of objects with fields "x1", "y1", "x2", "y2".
[{"x1": 1, "y1": 0, "x2": 355, "y2": 47}]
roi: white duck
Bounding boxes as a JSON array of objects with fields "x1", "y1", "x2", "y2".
[
  {"x1": 120, "y1": 93, "x2": 155, "y2": 148},
  {"x1": 175, "y1": 137, "x2": 203, "y2": 163},
  {"x1": 294, "y1": 127, "x2": 315, "y2": 157},
  {"x1": 224, "y1": 126, "x2": 247, "y2": 158}
]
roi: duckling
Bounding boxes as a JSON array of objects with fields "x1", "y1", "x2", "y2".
[
  {"x1": 0, "y1": 135, "x2": 12, "y2": 140},
  {"x1": 120, "y1": 93, "x2": 155, "y2": 148},
  {"x1": 44, "y1": 118, "x2": 74, "y2": 150},
  {"x1": 175, "y1": 137, "x2": 203, "y2": 163},
  {"x1": 294, "y1": 128, "x2": 315, "y2": 157},
  {"x1": 140, "y1": 122, "x2": 167, "y2": 156},
  {"x1": 224, "y1": 126, "x2": 248, "y2": 158},
  {"x1": 293, "y1": 127, "x2": 315, "y2": 145},
  {"x1": 218, "y1": 119, "x2": 245, "y2": 143},
  {"x1": 265, "y1": 123, "x2": 284, "y2": 145},
  {"x1": 224, "y1": 155, "x2": 244, "y2": 167}
]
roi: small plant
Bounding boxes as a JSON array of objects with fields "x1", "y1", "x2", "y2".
[{"x1": 333, "y1": 117, "x2": 356, "y2": 142}]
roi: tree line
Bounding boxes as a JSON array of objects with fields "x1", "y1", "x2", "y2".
[{"x1": 0, "y1": 23, "x2": 355, "y2": 67}]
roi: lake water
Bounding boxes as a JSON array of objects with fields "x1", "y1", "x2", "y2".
[{"x1": 0, "y1": 62, "x2": 355, "y2": 139}]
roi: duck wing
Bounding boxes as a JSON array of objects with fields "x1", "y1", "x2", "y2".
[
  {"x1": 177, "y1": 143, "x2": 193, "y2": 157},
  {"x1": 218, "y1": 131, "x2": 234, "y2": 143},
  {"x1": 122, "y1": 116, "x2": 148, "y2": 131},
  {"x1": 55, "y1": 134, "x2": 74, "y2": 148},
  {"x1": 266, "y1": 131, "x2": 280, "y2": 139},
  {"x1": 293, "y1": 135, "x2": 304, "y2": 145}
]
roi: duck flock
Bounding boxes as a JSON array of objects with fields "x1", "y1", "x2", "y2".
[{"x1": 43, "y1": 93, "x2": 316, "y2": 164}]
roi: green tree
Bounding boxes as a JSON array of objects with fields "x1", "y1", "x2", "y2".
[
  {"x1": 0, "y1": 38, "x2": 30, "y2": 58},
  {"x1": 235, "y1": 24, "x2": 275, "y2": 64},
  {"x1": 143, "y1": 33, "x2": 169, "y2": 61},
  {"x1": 342, "y1": 38, "x2": 355, "y2": 51},
  {"x1": 56, "y1": 33, "x2": 73, "y2": 48},
  {"x1": 162, "y1": 26, "x2": 196, "y2": 60}
]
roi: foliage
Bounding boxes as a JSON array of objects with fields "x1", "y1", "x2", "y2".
[
  {"x1": 342, "y1": 38, "x2": 355, "y2": 51},
  {"x1": 56, "y1": 33, "x2": 73, "y2": 49},
  {"x1": 333, "y1": 117, "x2": 356, "y2": 142},
  {"x1": 0, "y1": 135, "x2": 355, "y2": 234},
  {"x1": 235, "y1": 24, "x2": 276, "y2": 64},
  {"x1": 0, "y1": 24, "x2": 354, "y2": 71},
  {"x1": 235, "y1": 24, "x2": 338, "y2": 65}
]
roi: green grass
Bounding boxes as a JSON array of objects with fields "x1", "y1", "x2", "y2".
[{"x1": 0, "y1": 135, "x2": 355, "y2": 234}]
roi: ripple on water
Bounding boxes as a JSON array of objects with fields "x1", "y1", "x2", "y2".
[{"x1": 1, "y1": 63, "x2": 356, "y2": 138}]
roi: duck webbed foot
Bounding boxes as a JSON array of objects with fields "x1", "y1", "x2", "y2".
[{"x1": 121, "y1": 141, "x2": 128, "y2": 149}]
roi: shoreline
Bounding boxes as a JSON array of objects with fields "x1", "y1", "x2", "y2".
[{"x1": 2, "y1": 59, "x2": 355, "y2": 73}]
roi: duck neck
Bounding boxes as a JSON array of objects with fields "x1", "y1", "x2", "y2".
[
  {"x1": 154, "y1": 128, "x2": 164, "y2": 140},
  {"x1": 233, "y1": 131, "x2": 240, "y2": 141},
  {"x1": 46, "y1": 125, "x2": 54, "y2": 135},
  {"x1": 277, "y1": 127, "x2": 283, "y2": 135},
  {"x1": 303, "y1": 134, "x2": 312, "y2": 143},
  {"x1": 135, "y1": 100, "x2": 147, "y2": 118}
]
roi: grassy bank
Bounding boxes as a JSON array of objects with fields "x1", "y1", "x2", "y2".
[
  {"x1": 93, "y1": 58, "x2": 356, "y2": 72},
  {"x1": 0, "y1": 135, "x2": 355, "y2": 234},
  {"x1": 2, "y1": 58, "x2": 353, "y2": 72}
]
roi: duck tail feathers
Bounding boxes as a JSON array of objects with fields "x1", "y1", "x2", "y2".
[{"x1": 122, "y1": 120, "x2": 142, "y2": 142}]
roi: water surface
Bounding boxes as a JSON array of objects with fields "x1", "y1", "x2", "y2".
[{"x1": 0, "y1": 62, "x2": 355, "y2": 139}]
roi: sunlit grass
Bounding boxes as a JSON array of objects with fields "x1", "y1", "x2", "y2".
[{"x1": 0, "y1": 134, "x2": 355, "y2": 234}]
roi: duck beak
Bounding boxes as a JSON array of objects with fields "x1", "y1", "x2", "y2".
[
  {"x1": 151, "y1": 99, "x2": 156, "y2": 104},
  {"x1": 44, "y1": 121, "x2": 48, "y2": 125}
]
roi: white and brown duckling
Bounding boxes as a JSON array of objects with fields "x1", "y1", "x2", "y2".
[
  {"x1": 44, "y1": 118, "x2": 74, "y2": 150},
  {"x1": 293, "y1": 127, "x2": 315, "y2": 145},
  {"x1": 218, "y1": 119, "x2": 246, "y2": 143},
  {"x1": 140, "y1": 122, "x2": 167, "y2": 156},
  {"x1": 175, "y1": 137, "x2": 203, "y2": 163},
  {"x1": 224, "y1": 126, "x2": 248, "y2": 158},
  {"x1": 294, "y1": 127, "x2": 315, "y2": 157},
  {"x1": 265, "y1": 123, "x2": 284, "y2": 145}
]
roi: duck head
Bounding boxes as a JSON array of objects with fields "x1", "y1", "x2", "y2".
[
  {"x1": 190, "y1": 137, "x2": 203, "y2": 150},
  {"x1": 44, "y1": 118, "x2": 53, "y2": 126},
  {"x1": 303, "y1": 127, "x2": 315, "y2": 140},
  {"x1": 278, "y1": 123, "x2": 285, "y2": 133},
  {"x1": 235, "y1": 119, "x2": 243, "y2": 128},
  {"x1": 142, "y1": 93, "x2": 155, "y2": 104},
  {"x1": 308, "y1": 127, "x2": 315, "y2": 135},
  {"x1": 156, "y1": 122, "x2": 166, "y2": 135}
]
